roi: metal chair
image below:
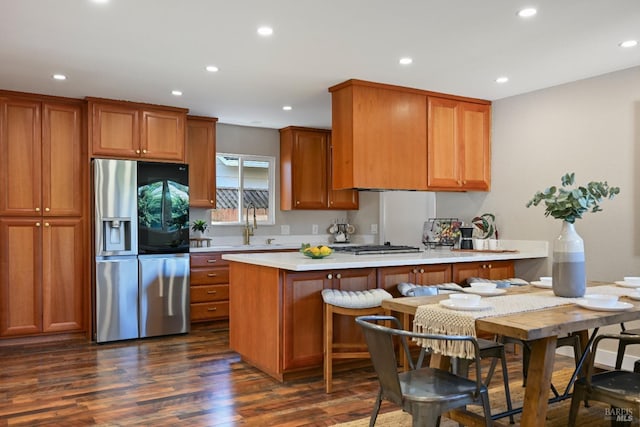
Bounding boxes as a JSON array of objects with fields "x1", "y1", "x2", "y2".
[
  {"x1": 356, "y1": 315, "x2": 493, "y2": 427},
  {"x1": 568, "y1": 334, "x2": 640, "y2": 426},
  {"x1": 614, "y1": 323, "x2": 640, "y2": 369}
]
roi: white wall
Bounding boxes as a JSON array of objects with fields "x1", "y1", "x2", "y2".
[{"x1": 437, "y1": 65, "x2": 640, "y2": 283}]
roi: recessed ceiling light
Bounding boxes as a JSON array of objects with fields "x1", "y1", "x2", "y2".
[
  {"x1": 619, "y1": 40, "x2": 638, "y2": 48},
  {"x1": 399, "y1": 57, "x2": 413, "y2": 65},
  {"x1": 517, "y1": 8, "x2": 537, "y2": 18},
  {"x1": 52, "y1": 74, "x2": 67, "y2": 80},
  {"x1": 257, "y1": 26, "x2": 273, "y2": 37},
  {"x1": 495, "y1": 76, "x2": 509, "y2": 84},
  {"x1": 171, "y1": 90, "x2": 183, "y2": 96},
  {"x1": 205, "y1": 65, "x2": 219, "y2": 72},
  {"x1": 91, "y1": 0, "x2": 109, "y2": 3},
  {"x1": 282, "y1": 105, "x2": 292, "y2": 111}
]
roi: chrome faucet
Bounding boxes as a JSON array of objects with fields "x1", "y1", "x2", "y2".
[{"x1": 243, "y1": 203, "x2": 257, "y2": 245}]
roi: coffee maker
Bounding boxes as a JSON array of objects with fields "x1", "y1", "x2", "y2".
[{"x1": 460, "y1": 226, "x2": 474, "y2": 249}]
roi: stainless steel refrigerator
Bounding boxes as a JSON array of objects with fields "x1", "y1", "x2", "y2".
[{"x1": 94, "y1": 158, "x2": 190, "y2": 343}]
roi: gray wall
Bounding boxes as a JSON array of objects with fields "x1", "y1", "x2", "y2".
[
  {"x1": 437, "y1": 65, "x2": 640, "y2": 283},
  {"x1": 190, "y1": 123, "x2": 366, "y2": 242}
]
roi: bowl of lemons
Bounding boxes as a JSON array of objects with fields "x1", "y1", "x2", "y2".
[{"x1": 300, "y1": 243, "x2": 333, "y2": 259}]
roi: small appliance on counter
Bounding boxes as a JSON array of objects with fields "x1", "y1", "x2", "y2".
[
  {"x1": 459, "y1": 226, "x2": 474, "y2": 249},
  {"x1": 328, "y1": 220, "x2": 355, "y2": 243}
]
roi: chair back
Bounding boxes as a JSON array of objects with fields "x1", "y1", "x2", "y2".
[
  {"x1": 356, "y1": 316, "x2": 406, "y2": 404},
  {"x1": 356, "y1": 315, "x2": 485, "y2": 403}
]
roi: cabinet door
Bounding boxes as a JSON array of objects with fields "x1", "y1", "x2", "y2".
[
  {"x1": 414, "y1": 264, "x2": 453, "y2": 285},
  {"x1": 327, "y1": 135, "x2": 359, "y2": 209},
  {"x1": 460, "y1": 103, "x2": 491, "y2": 191},
  {"x1": 0, "y1": 219, "x2": 42, "y2": 336},
  {"x1": 452, "y1": 260, "x2": 514, "y2": 284},
  {"x1": 42, "y1": 102, "x2": 83, "y2": 216},
  {"x1": 90, "y1": 102, "x2": 139, "y2": 158},
  {"x1": 427, "y1": 96, "x2": 461, "y2": 189},
  {"x1": 332, "y1": 268, "x2": 377, "y2": 348},
  {"x1": 291, "y1": 129, "x2": 328, "y2": 209},
  {"x1": 186, "y1": 117, "x2": 216, "y2": 208},
  {"x1": 42, "y1": 219, "x2": 84, "y2": 333},
  {"x1": 140, "y1": 109, "x2": 185, "y2": 162},
  {"x1": 0, "y1": 98, "x2": 42, "y2": 216},
  {"x1": 377, "y1": 265, "x2": 414, "y2": 297},
  {"x1": 282, "y1": 270, "x2": 331, "y2": 370},
  {"x1": 486, "y1": 260, "x2": 514, "y2": 280}
]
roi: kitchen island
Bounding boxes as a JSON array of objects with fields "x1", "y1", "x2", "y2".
[{"x1": 224, "y1": 241, "x2": 547, "y2": 381}]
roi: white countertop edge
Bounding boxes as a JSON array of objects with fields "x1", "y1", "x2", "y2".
[{"x1": 221, "y1": 240, "x2": 548, "y2": 271}]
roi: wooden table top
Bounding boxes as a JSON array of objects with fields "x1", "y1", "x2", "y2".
[{"x1": 381, "y1": 282, "x2": 640, "y2": 341}]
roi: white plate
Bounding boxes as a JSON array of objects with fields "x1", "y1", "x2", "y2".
[
  {"x1": 439, "y1": 299, "x2": 491, "y2": 311},
  {"x1": 576, "y1": 300, "x2": 634, "y2": 312},
  {"x1": 462, "y1": 288, "x2": 506, "y2": 296},
  {"x1": 615, "y1": 280, "x2": 640, "y2": 288},
  {"x1": 626, "y1": 293, "x2": 640, "y2": 301},
  {"x1": 530, "y1": 281, "x2": 553, "y2": 289}
]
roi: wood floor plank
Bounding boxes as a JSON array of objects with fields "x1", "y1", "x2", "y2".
[{"x1": 0, "y1": 323, "x2": 612, "y2": 426}]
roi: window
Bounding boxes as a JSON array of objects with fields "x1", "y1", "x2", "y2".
[{"x1": 211, "y1": 153, "x2": 275, "y2": 225}]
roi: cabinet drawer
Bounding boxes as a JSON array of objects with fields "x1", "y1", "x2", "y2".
[
  {"x1": 191, "y1": 284, "x2": 229, "y2": 303},
  {"x1": 190, "y1": 268, "x2": 229, "y2": 285},
  {"x1": 190, "y1": 253, "x2": 230, "y2": 268},
  {"x1": 191, "y1": 301, "x2": 229, "y2": 321}
]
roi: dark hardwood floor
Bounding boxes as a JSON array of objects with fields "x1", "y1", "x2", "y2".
[{"x1": 0, "y1": 323, "x2": 591, "y2": 426}]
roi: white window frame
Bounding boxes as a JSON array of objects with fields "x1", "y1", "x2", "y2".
[{"x1": 212, "y1": 153, "x2": 276, "y2": 226}]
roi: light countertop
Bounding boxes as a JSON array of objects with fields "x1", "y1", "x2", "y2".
[{"x1": 220, "y1": 240, "x2": 548, "y2": 271}]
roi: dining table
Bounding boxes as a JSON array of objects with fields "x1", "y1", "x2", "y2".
[{"x1": 381, "y1": 281, "x2": 640, "y2": 427}]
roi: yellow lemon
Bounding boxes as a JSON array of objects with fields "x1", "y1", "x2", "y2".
[{"x1": 320, "y1": 246, "x2": 332, "y2": 256}]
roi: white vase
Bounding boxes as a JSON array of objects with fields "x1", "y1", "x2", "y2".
[
  {"x1": 552, "y1": 221, "x2": 586, "y2": 297},
  {"x1": 192, "y1": 230, "x2": 203, "y2": 239}
]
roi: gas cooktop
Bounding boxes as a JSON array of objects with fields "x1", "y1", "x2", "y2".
[{"x1": 331, "y1": 244, "x2": 422, "y2": 255}]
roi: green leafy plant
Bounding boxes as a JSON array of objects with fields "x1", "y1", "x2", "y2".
[
  {"x1": 191, "y1": 219, "x2": 209, "y2": 233},
  {"x1": 526, "y1": 172, "x2": 620, "y2": 223}
]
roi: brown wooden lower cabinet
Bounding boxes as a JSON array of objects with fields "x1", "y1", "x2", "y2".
[
  {"x1": 452, "y1": 260, "x2": 515, "y2": 285},
  {"x1": 228, "y1": 259, "x2": 516, "y2": 381},
  {"x1": 377, "y1": 264, "x2": 453, "y2": 296},
  {"x1": 0, "y1": 218, "x2": 85, "y2": 337},
  {"x1": 282, "y1": 268, "x2": 376, "y2": 371},
  {"x1": 189, "y1": 253, "x2": 230, "y2": 322}
]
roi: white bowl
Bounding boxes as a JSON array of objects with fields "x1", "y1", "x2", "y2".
[
  {"x1": 470, "y1": 282, "x2": 497, "y2": 292},
  {"x1": 540, "y1": 276, "x2": 552, "y2": 284},
  {"x1": 584, "y1": 294, "x2": 619, "y2": 307},
  {"x1": 449, "y1": 293, "x2": 481, "y2": 307},
  {"x1": 624, "y1": 276, "x2": 640, "y2": 285}
]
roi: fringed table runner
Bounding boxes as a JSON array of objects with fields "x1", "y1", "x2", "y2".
[{"x1": 413, "y1": 290, "x2": 588, "y2": 359}]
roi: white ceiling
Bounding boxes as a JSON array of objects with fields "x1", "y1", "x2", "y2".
[{"x1": 2, "y1": 0, "x2": 639, "y2": 129}]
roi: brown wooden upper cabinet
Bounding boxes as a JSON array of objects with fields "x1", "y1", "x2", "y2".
[
  {"x1": 328, "y1": 79, "x2": 491, "y2": 192},
  {"x1": 279, "y1": 126, "x2": 358, "y2": 210},
  {"x1": 427, "y1": 96, "x2": 491, "y2": 191},
  {"x1": 88, "y1": 98, "x2": 187, "y2": 162},
  {"x1": 329, "y1": 80, "x2": 428, "y2": 190},
  {"x1": 0, "y1": 96, "x2": 84, "y2": 217},
  {"x1": 186, "y1": 116, "x2": 218, "y2": 208}
]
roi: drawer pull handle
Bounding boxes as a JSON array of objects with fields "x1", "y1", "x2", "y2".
[
  {"x1": 207, "y1": 259, "x2": 217, "y2": 263},
  {"x1": 207, "y1": 307, "x2": 217, "y2": 311},
  {"x1": 207, "y1": 273, "x2": 218, "y2": 277},
  {"x1": 207, "y1": 290, "x2": 217, "y2": 294}
]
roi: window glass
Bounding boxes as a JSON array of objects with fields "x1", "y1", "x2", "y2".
[{"x1": 211, "y1": 153, "x2": 275, "y2": 225}]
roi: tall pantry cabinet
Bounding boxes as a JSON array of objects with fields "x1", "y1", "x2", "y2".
[{"x1": 0, "y1": 93, "x2": 87, "y2": 338}]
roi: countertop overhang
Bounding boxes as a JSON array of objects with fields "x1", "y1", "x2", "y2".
[{"x1": 221, "y1": 240, "x2": 548, "y2": 271}]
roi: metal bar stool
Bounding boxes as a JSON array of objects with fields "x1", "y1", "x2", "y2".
[{"x1": 321, "y1": 288, "x2": 392, "y2": 393}]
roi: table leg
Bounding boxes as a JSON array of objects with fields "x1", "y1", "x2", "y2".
[
  {"x1": 521, "y1": 336, "x2": 558, "y2": 427},
  {"x1": 400, "y1": 312, "x2": 411, "y2": 371}
]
